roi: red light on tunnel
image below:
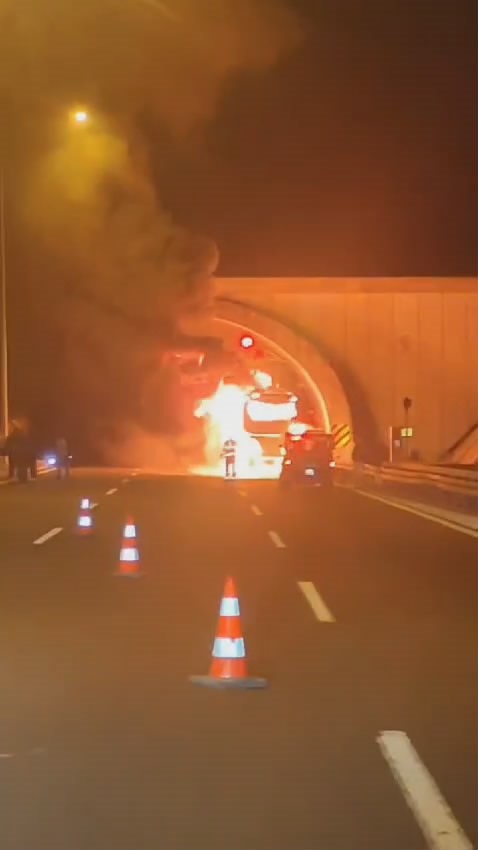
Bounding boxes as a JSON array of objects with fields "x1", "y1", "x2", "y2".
[{"x1": 239, "y1": 334, "x2": 255, "y2": 350}]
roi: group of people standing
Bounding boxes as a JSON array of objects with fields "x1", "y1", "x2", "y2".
[
  {"x1": 1, "y1": 418, "x2": 70, "y2": 483},
  {"x1": 2, "y1": 418, "x2": 37, "y2": 482}
]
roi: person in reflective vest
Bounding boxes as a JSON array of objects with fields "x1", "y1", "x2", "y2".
[{"x1": 222, "y1": 438, "x2": 237, "y2": 479}]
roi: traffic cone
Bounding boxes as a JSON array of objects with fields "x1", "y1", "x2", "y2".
[
  {"x1": 114, "y1": 517, "x2": 142, "y2": 577},
  {"x1": 190, "y1": 577, "x2": 267, "y2": 689},
  {"x1": 76, "y1": 497, "x2": 94, "y2": 535}
]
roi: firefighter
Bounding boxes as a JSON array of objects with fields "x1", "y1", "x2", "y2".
[{"x1": 222, "y1": 437, "x2": 237, "y2": 479}]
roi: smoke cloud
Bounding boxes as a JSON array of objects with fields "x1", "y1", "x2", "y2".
[
  {"x1": 0, "y1": 0, "x2": 302, "y2": 454},
  {"x1": 1, "y1": 0, "x2": 302, "y2": 134},
  {"x1": 23, "y1": 120, "x2": 220, "y2": 329}
]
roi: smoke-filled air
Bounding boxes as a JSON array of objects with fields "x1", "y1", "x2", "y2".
[{"x1": 0, "y1": 0, "x2": 302, "y2": 463}]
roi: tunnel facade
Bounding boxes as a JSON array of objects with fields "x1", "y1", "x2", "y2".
[
  {"x1": 214, "y1": 300, "x2": 355, "y2": 463},
  {"x1": 214, "y1": 276, "x2": 478, "y2": 463}
]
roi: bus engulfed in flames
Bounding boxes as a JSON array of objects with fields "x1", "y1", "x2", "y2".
[
  {"x1": 193, "y1": 382, "x2": 264, "y2": 477},
  {"x1": 192, "y1": 378, "x2": 298, "y2": 479}
]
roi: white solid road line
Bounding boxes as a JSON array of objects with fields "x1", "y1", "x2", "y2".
[
  {"x1": 298, "y1": 581, "x2": 335, "y2": 623},
  {"x1": 377, "y1": 731, "x2": 473, "y2": 850},
  {"x1": 354, "y1": 489, "x2": 478, "y2": 539},
  {"x1": 33, "y1": 527, "x2": 63, "y2": 546},
  {"x1": 251, "y1": 504, "x2": 263, "y2": 516},
  {"x1": 268, "y1": 530, "x2": 286, "y2": 549},
  {"x1": 106, "y1": 488, "x2": 118, "y2": 495}
]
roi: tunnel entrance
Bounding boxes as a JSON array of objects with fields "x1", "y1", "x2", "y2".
[
  {"x1": 214, "y1": 319, "x2": 330, "y2": 429},
  {"x1": 212, "y1": 301, "x2": 355, "y2": 464},
  {"x1": 156, "y1": 299, "x2": 356, "y2": 477}
]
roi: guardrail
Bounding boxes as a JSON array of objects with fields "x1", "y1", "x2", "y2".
[
  {"x1": 0, "y1": 459, "x2": 52, "y2": 483},
  {"x1": 37, "y1": 460, "x2": 52, "y2": 475},
  {"x1": 339, "y1": 461, "x2": 478, "y2": 505},
  {"x1": 364, "y1": 463, "x2": 476, "y2": 495}
]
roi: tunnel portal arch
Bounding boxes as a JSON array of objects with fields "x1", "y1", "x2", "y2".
[{"x1": 214, "y1": 299, "x2": 355, "y2": 461}]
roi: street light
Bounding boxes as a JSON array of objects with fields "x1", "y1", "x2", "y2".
[
  {"x1": 0, "y1": 107, "x2": 91, "y2": 442},
  {"x1": 72, "y1": 109, "x2": 89, "y2": 125}
]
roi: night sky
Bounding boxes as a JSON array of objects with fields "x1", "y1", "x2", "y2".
[{"x1": 156, "y1": 0, "x2": 477, "y2": 276}]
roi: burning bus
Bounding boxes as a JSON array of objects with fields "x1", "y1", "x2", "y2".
[{"x1": 244, "y1": 388, "x2": 299, "y2": 467}]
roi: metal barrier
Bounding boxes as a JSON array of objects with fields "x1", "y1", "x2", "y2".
[
  {"x1": 364, "y1": 463, "x2": 476, "y2": 496},
  {"x1": 0, "y1": 459, "x2": 52, "y2": 482},
  {"x1": 339, "y1": 462, "x2": 478, "y2": 503}
]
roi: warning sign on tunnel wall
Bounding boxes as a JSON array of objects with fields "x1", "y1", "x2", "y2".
[{"x1": 331, "y1": 423, "x2": 353, "y2": 448}]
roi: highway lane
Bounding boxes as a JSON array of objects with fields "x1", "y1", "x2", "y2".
[
  {"x1": 0, "y1": 470, "x2": 475, "y2": 850},
  {"x1": 241, "y1": 481, "x2": 478, "y2": 845}
]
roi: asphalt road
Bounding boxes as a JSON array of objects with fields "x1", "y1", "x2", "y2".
[{"x1": 0, "y1": 470, "x2": 476, "y2": 850}]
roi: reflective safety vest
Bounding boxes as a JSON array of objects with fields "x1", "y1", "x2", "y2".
[{"x1": 223, "y1": 440, "x2": 237, "y2": 458}]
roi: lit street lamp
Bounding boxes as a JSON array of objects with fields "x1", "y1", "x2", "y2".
[
  {"x1": 72, "y1": 109, "x2": 89, "y2": 125},
  {"x1": 74, "y1": 109, "x2": 88, "y2": 124}
]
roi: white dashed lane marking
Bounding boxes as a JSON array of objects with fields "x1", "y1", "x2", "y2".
[
  {"x1": 268, "y1": 530, "x2": 286, "y2": 549},
  {"x1": 106, "y1": 488, "x2": 118, "y2": 495},
  {"x1": 377, "y1": 730, "x2": 473, "y2": 850},
  {"x1": 251, "y1": 504, "x2": 263, "y2": 516},
  {"x1": 298, "y1": 581, "x2": 335, "y2": 623},
  {"x1": 33, "y1": 527, "x2": 63, "y2": 545}
]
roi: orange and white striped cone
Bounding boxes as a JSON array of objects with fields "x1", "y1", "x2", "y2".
[
  {"x1": 114, "y1": 517, "x2": 142, "y2": 577},
  {"x1": 76, "y1": 498, "x2": 94, "y2": 535},
  {"x1": 190, "y1": 577, "x2": 267, "y2": 689}
]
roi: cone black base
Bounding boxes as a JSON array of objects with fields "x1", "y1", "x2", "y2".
[{"x1": 189, "y1": 674, "x2": 267, "y2": 689}]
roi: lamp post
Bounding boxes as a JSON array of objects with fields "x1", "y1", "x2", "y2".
[
  {"x1": 0, "y1": 166, "x2": 8, "y2": 443},
  {"x1": 0, "y1": 109, "x2": 90, "y2": 444}
]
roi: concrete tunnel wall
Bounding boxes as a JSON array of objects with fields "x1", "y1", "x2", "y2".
[
  {"x1": 215, "y1": 277, "x2": 478, "y2": 462},
  {"x1": 214, "y1": 301, "x2": 355, "y2": 463}
]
